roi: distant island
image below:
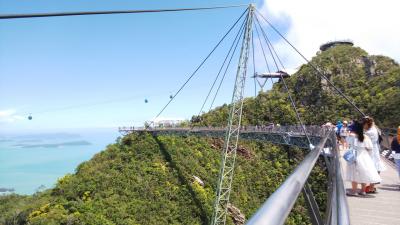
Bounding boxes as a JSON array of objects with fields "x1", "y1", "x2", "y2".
[
  {"x1": 0, "y1": 188, "x2": 14, "y2": 193},
  {"x1": 15, "y1": 132, "x2": 81, "y2": 140},
  {"x1": 14, "y1": 140, "x2": 91, "y2": 148}
]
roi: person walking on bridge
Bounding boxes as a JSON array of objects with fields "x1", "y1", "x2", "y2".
[
  {"x1": 346, "y1": 121, "x2": 381, "y2": 196},
  {"x1": 391, "y1": 126, "x2": 400, "y2": 187},
  {"x1": 362, "y1": 116, "x2": 386, "y2": 193},
  {"x1": 335, "y1": 120, "x2": 343, "y2": 141},
  {"x1": 340, "y1": 121, "x2": 349, "y2": 148}
]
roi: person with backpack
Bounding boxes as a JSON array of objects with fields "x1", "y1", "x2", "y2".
[{"x1": 336, "y1": 120, "x2": 343, "y2": 141}]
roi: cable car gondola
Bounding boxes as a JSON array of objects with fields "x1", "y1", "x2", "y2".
[{"x1": 28, "y1": 114, "x2": 32, "y2": 120}]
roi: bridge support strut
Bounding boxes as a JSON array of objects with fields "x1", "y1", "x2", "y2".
[
  {"x1": 211, "y1": 4, "x2": 254, "y2": 225},
  {"x1": 303, "y1": 183, "x2": 324, "y2": 225}
]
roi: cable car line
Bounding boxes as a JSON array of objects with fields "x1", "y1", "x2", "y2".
[
  {"x1": 0, "y1": 5, "x2": 247, "y2": 20},
  {"x1": 21, "y1": 92, "x2": 165, "y2": 118}
]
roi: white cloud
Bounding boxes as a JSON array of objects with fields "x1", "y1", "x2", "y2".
[
  {"x1": 258, "y1": 0, "x2": 400, "y2": 68},
  {"x1": 0, "y1": 109, "x2": 24, "y2": 123}
]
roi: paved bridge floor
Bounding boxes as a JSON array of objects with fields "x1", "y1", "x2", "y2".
[{"x1": 340, "y1": 152, "x2": 400, "y2": 225}]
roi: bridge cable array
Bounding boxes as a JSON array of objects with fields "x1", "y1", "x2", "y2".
[
  {"x1": 149, "y1": 8, "x2": 248, "y2": 126},
  {"x1": 197, "y1": 13, "x2": 248, "y2": 116},
  {"x1": 252, "y1": 17, "x2": 275, "y2": 122},
  {"x1": 253, "y1": 14, "x2": 312, "y2": 146},
  {"x1": 250, "y1": 27, "x2": 257, "y2": 97}
]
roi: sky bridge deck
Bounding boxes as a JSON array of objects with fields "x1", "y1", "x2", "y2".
[
  {"x1": 340, "y1": 152, "x2": 400, "y2": 225},
  {"x1": 119, "y1": 126, "x2": 332, "y2": 149}
]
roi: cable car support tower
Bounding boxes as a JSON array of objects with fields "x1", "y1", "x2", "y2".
[{"x1": 212, "y1": 4, "x2": 254, "y2": 225}]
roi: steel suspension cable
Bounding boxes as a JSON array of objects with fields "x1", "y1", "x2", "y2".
[
  {"x1": 251, "y1": 27, "x2": 257, "y2": 97},
  {"x1": 208, "y1": 18, "x2": 246, "y2": 111},
  {"x1": 197, "y1": 14, "x2": 248, "y2": 116},
  {"x1": 0, "y1": 5, "x2": 247, "y2": 20},
  {"x1": 253, "y1": 19, "x2": 274, "y2": 91},
  {"x1": 254, "y1": 15, "x2": 312, "y2": 146},
  {"x1": 251, "y1": 29, "x2": 266, "y2": 90},
  {"x1": 254, "y1": 20, "x2": 277, "y2": 95},
  {"x1": 255, "y1": 9, "x2": 366, "y2": 117},
  {"x1": 253, "y1": 16, "x2": 276, "y2": 122},
  {"x1": 253, "y1": 22, "x2": 272, "y2": 75},
  {"x1": 151, "y1": 8, "x2": 248, "y2": 125},
  {"x1": 250, "y1": 26, "x2": 263, "y2": 126},
  {"x1": 259, "y1": 26, "x2": 286, "y2": 72}
]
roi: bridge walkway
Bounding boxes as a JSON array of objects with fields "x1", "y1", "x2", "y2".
[
  {"x1": 341, "y1": 152, "x2": 400, "y2": 225},
  {"x1": 118, "y1": 126, "x2": 329, "y2": 149}
]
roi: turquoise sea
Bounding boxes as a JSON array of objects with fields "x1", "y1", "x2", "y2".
[{"x1": 0, "y1": 128, "x2": 120, "y2": 195}]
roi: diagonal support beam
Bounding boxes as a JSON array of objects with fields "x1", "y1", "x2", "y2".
[{"x1": 302, "y1": 182, "x2": 324, "y2": 225}]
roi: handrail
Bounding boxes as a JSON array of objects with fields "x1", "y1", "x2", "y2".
[
  {"x1": 246, "y1": 132, "x2": 331, "y2": 225},
  {"x1": 328, "y1": 131, "x2": 350, "y2": 225},
  {"x1": 335, "y1": 155, "x2": 350, "y2": 225}
]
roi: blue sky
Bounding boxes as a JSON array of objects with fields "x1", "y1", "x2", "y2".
[{"x1": 0, "y1": 0, "x2": 291, "y2": 132}]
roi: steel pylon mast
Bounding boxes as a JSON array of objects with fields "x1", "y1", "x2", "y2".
[{"x1": 211, "y1": 4, "x2": 254, "y2": 225}]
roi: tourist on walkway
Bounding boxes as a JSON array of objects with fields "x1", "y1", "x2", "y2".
[
  {"x1": 362, "y1": 117, "x2": 386, "y2": 174},
  {"x1": 336, "y1": 120, "x2": 343, "y2": 141},
  {"x1": 340, "y1": 121, "x2": 349, "y2": 148},
  {"x1": 346, "y1": 121, "x2": 381, "y2": 196},
  {"x1": 391, "y1": 126, "x2": 400, "y2": 183},
  {"x1": 362, "y1": 117, "x2": 385, "y2": 172},
  {"x1": 362, "y1": 116, "x2": 385, "y2": 193}
]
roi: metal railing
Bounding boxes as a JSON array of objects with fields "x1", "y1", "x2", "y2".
[
  {"x1": 326, "y1": 131, "x2": 350, "y2": 225},
  {"x1": 246, "y1": 131, "x2": 350, "y2": 225}
]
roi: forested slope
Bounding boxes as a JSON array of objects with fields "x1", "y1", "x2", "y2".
[{"x1": 0, "y1": 133, "x2": 326, "y2": 225}]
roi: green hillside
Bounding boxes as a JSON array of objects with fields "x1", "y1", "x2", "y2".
[
  {"x1": 0, "y1": 133, "x2": 326, "y2": 225},
  {"x1": 1, "y1": 44, "x2": 398, "y2": 225},
  {"x1": 195, "y1": 45, "x2": 400, "y2": 127}
]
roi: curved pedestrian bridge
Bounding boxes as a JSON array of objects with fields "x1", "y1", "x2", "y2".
[{"x1": 119, "y1": 125, "x2": 330, "y2": 149}]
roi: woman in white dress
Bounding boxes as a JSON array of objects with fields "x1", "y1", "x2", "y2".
[
  {"x1": 346, "y1": 121, "x2": 381, "y2": 196},
  {"x1": 362, "y1": 116, "x2": 386, "y2": 193},
  {"x1": 362, "y1": 116, "x2": 385, "y2": 172}
]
